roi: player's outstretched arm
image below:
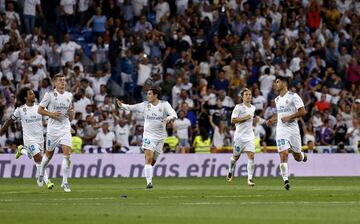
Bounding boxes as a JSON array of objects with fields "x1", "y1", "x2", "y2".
[
  {"x1": 0, "y1": 117, "x2": 14, "y2": 135},
  {"x1": 116, "y1": 99, "x2": 144, "y2": 113}
]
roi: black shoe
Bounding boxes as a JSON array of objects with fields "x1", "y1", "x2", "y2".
[
  {"x1": 146, "y1": 183, "x2": 153, "y2": 189},
  {"x1": 303, "y1": 153, "x2": 307, "y2": 162},
  {"x1": 284, "y1": 180, "x2": 290, "y2": 190},
  {"x1": 247, "y1": 179, "x2": 255, "y2": 187},
  {"x1": 226, "y1": 172, "x2": 233, "y2": 182}
]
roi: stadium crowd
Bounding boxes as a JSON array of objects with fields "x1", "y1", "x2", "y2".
[{"x1": 0, "y1": 0, "x2": 359, "y2": 154}]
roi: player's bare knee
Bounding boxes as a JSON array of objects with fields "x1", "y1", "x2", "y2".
[
  {"x1": 247, "y1": 152, "x2": 255, "y2": 160},
  {"x1": 33, "y1": 154, "x2": 42, "y2": 163}
]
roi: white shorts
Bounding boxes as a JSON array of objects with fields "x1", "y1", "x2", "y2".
[
  {"x1": 233, "y1": 140, "x2": 256, "y2": 156},
  {"x1": 142, "y1": 138, "x2": 164, "y2": 160},
  {"x1": 276, "y1": 133, "x2": 302, "y2": 153},
  {"x1": 24, "y1": 142, "x2": 43, "y2": 157},
  {"x1": 47, "y1": 132, "x2": 72, "y2": 151}
]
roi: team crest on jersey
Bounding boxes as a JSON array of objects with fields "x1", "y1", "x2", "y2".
[
  {"x1": 285, "y1": 100, "x2": 288, "y2": 104},
  {"x1": 54, "y1": 92, "x2": 57, "y2": 97},
  {"x1": 23, "y1": 107, "x2": 26, "y2": 112},
  {"x1": 147, "y1": 104, "x2": 151, "y2": 109},
  {"x1": 159, "y1": 108, "x2": 162, "y2": 112}
]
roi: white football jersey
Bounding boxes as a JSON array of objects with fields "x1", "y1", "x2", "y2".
[
  {"x1": 231, "y1": 103, "x2": 256, "y2": 142},
  {"x1": 121, "y1": 101, "x2": 177, "y2": 140},
  {"x1": 275, "y1": 91, "x2": 304, "y2": 136},
  {"x1": 173, "y1": 118, "x2": 191, "y2": 139},
  {"x1": 39, "y1": 90, "x2": 73, "y2": 134},
  {"x1": 11, "y1": 104, "x2": 44, "y2": 145}
]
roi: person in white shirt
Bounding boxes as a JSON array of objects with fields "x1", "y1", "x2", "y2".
[
  {"x1": 227, "y1": 88, "x2": 257, "y2": 186},
  {"x1": 60, "y1": 0, "x2": 76, "y2": 31},
  {"x1": 95, "y1": 122, "x2": 116, "y2": 148},
  {"x1": 155, "y1": 0, "x2": 169, "y2": 24},
  {"x1": 58, "y1": 33, "x2": 82, "y2": 66},
  {"x1": 114, "y1": 118, "x2": 132, "y2": 148},
  {"x1": 23, "y1": 0, "x2": 42, "y2": 34},
  {"x1": 173, "y1": 110, "x2": 192, "y2": 153},
  {"x1": 0, "y1": 88, "x2": 54, "y2": 189},
  {"x1": 38, "y1": 73, "x2": 74, "y2": 193},
  {"x1": 266, "y1": 77, "x2": 307, "y2": 190},
  {"x1": 116, "y1": 88, "x2": 177, "y2": 188}
]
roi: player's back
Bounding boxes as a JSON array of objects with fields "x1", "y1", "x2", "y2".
[{"x1": 40, "y1": 90, "x2": 72, "y2": 133}]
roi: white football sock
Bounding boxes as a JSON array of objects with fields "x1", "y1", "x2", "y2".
[
  {"x1": 228, "y1": 156, "x2": 237, "y2": 173},
  {"x1": 280, "y1": 163, "x2": 289, "y2": 181},
  {"x1": 144, "y1": 164, "x2": 153, "y2": 185},
  {"x1": 21, "y1": 149, "x2": 28, "y2": 155},
  {"x1": 43, "y1": 170, "x2": 50, "y2": 184},
  {"x1": 40, "y1": 155, "x2": 50, "y2": 176},
  {"x1": 62, "y1": 155, "x2": 71, "y2": 184},
  {"x1": 247, "y1": 159, "x2": 255, "y2": 180}
]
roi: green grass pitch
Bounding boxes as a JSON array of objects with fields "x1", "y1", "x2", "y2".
[{"x1": 0, "y1": 177, "x2": 359, "y2": 224}]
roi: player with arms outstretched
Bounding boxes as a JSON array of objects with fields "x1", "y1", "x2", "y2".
[
  {"x1": 266, "y1": 76, "x2": 307, "y2": 190},
  {"x1": 117, "y1": 88, "x2": 177, "y2": 188},
  {"x1": 0, "y1": 87, "x2": 54, "y2": 189},
  {"x1": 227, "y1": 88, "x2": 257, "y2": 186},
  {"x1": 38, "y1": 73, "x2": 74, "y2": 192}
]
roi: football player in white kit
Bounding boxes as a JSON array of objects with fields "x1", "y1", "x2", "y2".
[
  {"x1": 117, "y1": 88, "x2": 177, "y2": 188},
  {"x1": 266, "y1": 76, "x2": 307, "y2": 190},
  {"x1": 227, "y1": 88, "x2": 257, "y2": 186},
  {"x1": 0, "y1": 87, "x2": 54, "y2": 189},
  {"x1": 38, "y1": 73, "x2": 74, "y2": 192}
]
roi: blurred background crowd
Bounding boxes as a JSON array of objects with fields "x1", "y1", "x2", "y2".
[{"x1": 0, "y1": 0, "x2": 359, "y2": 154}]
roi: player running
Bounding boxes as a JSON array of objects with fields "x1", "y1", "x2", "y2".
[
  {"x1": 38, "y1": 73, "x2": 74, "y2": 192},
  {"x1": 117, "y1": 88, "x2": 177, "y2": 189},
  {"x1": 266, "y1": 76, "x2": 307, "y2": 190},
  {"x1": 0, "y1": 87, "x2": 54, "y2": 189},
  {"x1": 227, "y1": 88, "x2": 257, "y2": 186}
]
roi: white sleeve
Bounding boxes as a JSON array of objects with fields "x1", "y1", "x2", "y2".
[
  {"x1": 39, "y1": 92, "x2": 51, "y2": 108},
  {"x1": 293, "y1": 93, "x2": 305, "y2": 109},
  {"x1": 231, "y1": 105, "x2": 242, "y2": 119},
  {"x1": 121, "y1": 102, "x2": 145, "y2": 113},
  {"x1": 164, "y1": 102, "x2": 177, "y2": 119}
]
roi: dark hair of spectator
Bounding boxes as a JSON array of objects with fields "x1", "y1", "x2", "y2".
[{"x1": 199, "y1": 127, "x2": 209, "y2": 141}]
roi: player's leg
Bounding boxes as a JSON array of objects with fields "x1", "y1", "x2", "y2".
[
  {"x1": 227, "y1": 144, "x2": 241, "y2": 182},
  {"x1": 39, "y1": 135, "x2": 58, "y2": 181},
  {"x1": 33, "y1": 152, "x2": 54, "y2": 189},
  {"x1": 244, "y1": 140, "x2": 256, "y2": 186},
  {"x1": 290, "y1": 135, "x2": 307, "y2": 162},
  {"x1": 246, "y1": 151, "x2": 255, "y2": 186},
  {"x1": 61, "y1": 144, "x2": 72, "y2": 193},
  {"x1": 144, "y1": 149, "x2": 154, "y2": 188},
  {"x1": 277, "y1": 138, "x2": 291, "y2": 190},
  {"x1": 15, "y1": 145, "x2": 30, "y2": 159}
]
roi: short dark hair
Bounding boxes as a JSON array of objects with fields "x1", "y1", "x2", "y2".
[
  {"x1": 17, "y1": 87, "x2": 31, "y2": 105},
  {"x1": 276, "y1": 76, "x2": 289, "y2": 86},
  {"x1": 149, "y1": 87, "x2": 161, "y2": 99}
]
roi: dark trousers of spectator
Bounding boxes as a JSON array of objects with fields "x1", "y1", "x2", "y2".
[
  {"x1": 23, "y1": 15, "x2": 36, "y2": 34},
  {"x1": 62, "y1": 14, "x2": 74, "y2": 32},
  {"x1": 77, "y1": 11, "x2": 88, "y2": 29}
]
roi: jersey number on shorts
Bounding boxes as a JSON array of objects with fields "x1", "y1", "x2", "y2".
[
  {"x1": 277, "y1": 139, "x2": 286, "y2": 146},
  {"x1": 29, "y1": 145, "x2": 35, "y2": 152}
]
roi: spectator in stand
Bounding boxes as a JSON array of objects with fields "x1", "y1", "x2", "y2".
[
  {"x1": 320, "y1": 119, "x2": 334, "y2": 146},
  {"x1": 173, "y1": 110, "x2": 192, "y2": 153},
  {"x1": 192, "y1": 127, "x2": 211, "y2": 154},
  {"x1": 95, "y1": 122, "x2": 116, "y2": 149},
  {"x1": 87, "y1": 7, "x2": 107, "y2": 38}
]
